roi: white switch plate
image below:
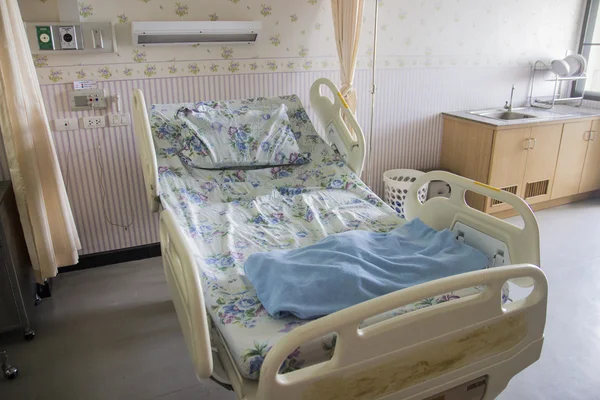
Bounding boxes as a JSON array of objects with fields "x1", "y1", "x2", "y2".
[
  {"x1": 54, "y1": 117, "x2": 79, "y2": 131},
  {"x1": 92, "y1": 29, "x2": 104, "y2": 49},
  {"x1": 108, "y1": 113, "x2": 130, "y2": 127},
  {"x1": 81, "y1": 116, "x2": 106, "y2": 129}
]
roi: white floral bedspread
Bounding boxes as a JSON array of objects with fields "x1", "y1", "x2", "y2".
[{"x1": 150, "y1": 95, "x2": 490, "y2": 380}]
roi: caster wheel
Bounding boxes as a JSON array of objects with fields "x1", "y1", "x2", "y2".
[
  {"x1": 24, "y1": 330, "x2": 35, "y2": 341},
  {"x1": 3, "y1": 365, "x2": 18, "y2": 380}
]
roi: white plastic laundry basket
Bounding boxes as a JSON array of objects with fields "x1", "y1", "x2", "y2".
[{"x1": 383, "y1": 169, "x2": 428, "y2": 218}]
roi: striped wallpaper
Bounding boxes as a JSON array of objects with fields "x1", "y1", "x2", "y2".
[{"x1": 1, "y1": 66, "x2": 536, "y2": 255}]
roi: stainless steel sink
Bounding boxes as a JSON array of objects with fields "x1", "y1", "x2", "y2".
[{"x1": 469, "y1": 109, "x2": 538, "y2": 121}]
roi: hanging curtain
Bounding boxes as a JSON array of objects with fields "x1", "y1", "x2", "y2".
[
  {"x1": 331, "y1": 0, "x2": 365, "y2": 114},
  {"x1": 0, "y1": 0, "x2": 81, "y2": 281}
]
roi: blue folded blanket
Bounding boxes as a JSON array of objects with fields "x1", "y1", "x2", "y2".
[{"x1": 244, "y1": 218, "x2": 489, "y2": 319}]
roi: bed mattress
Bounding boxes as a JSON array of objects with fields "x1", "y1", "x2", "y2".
[{"x1": 151, "y1": 95, "x2": 490, "y2": 380}]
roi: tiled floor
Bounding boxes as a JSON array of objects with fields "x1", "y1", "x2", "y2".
[{"x1": 1, "y1": 199, "x2": 599, "y2": 399}]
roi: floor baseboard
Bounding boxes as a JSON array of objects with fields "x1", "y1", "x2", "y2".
[{"x1": 59, "y1": 243, "x2": 161, "y2": 273}]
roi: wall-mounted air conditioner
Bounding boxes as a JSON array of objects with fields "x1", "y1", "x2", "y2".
[{"x1": 131, "y1": 21, "x2": 262, "y2": 46}]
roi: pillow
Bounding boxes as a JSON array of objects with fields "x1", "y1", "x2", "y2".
[{"x1": 175, "y1": 102, "x2": 310, "y2": 169}]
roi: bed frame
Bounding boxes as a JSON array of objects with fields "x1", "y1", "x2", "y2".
[{"x1": 132, "y1": 78, "x2": 547, "y2": 400}]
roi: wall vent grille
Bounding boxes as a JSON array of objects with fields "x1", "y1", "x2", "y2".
[{"x1": 525, "y1": 180, "x2": 549, "y2": 199}]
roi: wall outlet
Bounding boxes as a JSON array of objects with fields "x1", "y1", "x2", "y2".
[
  {"x1": 54, "y1": 117, "x2": 79, "y2": 131},
  {"x1": 108, "y1": 113, "x2": 130, "y2": 127},
  {"x1": 82, "y1": 116, "x2": 106, "y2": 129}
]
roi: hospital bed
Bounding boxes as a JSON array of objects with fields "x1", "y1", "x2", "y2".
[{"x1": 132, "y1": 78, "x2": 547, "y2": 400}]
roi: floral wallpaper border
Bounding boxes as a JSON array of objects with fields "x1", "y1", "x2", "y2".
[
  {"x1": 37, "y1": 57, "x2": 336, "y2": 84},
  {"x1": 35, "y1": 55, "x2": 536, "y2": 85}
]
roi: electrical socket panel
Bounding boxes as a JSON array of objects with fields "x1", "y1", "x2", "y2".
[
  {"x1": 108, "y1": 113, "x2": 130, "y2": 127},
  {"x1": 54, "y1": 117, "x2": 79, "y2": 131},
  {"x1": 81, "y1": 116, "x2": 106, "y2": 129}
]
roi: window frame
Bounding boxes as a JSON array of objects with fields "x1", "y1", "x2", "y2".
[{"x1": 575, "y1": 0, "x2": 600, "y2": 100}]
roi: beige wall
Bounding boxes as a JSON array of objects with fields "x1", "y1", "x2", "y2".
[
  {"x1": 11, "y1": 0, "x2": 586, "y2": 255},
  {"x1": 21, "y1": 0, "x2": 346, "y2": 83},
  {"x1": 21, "y1": 0, "x2": 584, "y2": 85}
]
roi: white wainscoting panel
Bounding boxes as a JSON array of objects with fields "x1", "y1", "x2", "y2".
[{"x1": 2, "y1": 66, "x2": 535, "y2": 254}]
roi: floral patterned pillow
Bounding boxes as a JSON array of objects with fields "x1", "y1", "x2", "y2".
[{"x1": 175, "y1": 102, "x2": 310, "y2": 169}]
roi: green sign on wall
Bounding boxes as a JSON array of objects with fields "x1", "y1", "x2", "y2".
[{"x1": 36, "y1": 26, "x2": 54, "y2": 50}]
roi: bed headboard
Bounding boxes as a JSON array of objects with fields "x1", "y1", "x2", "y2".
[
  {"x1": 131, "y1": 78, "x2": 366, "y2": 212},
  {"x1": 309, "y1": 78, "x2": 366, "y2": 176},
  {"x1": 132, "y1": 88, "x2": 160, "y2": 213}
]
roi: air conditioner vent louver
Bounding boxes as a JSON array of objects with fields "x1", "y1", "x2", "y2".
[
  {"x1": 131, "y1": 21, "x2": 262, "y2": 46},
  {"x1": 490, "y1": 185, "x2": 518, "y2": 206}
]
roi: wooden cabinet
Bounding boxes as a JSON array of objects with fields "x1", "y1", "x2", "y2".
[
  {"x1": 579, "y1": 119, "x2": 600, "y2": 193},
  {"x1": 551, "y1": 121, "x2": 590, "y2": 199},
  {"x1": 441, "y1": 115, "x2": 600, "y2": 216},
  {"x1": 486, "y1": 124, "x2": 562, "y2": 211},
  {"x1": 440, "y1": 118, "x2": 494, "y2": 211}
]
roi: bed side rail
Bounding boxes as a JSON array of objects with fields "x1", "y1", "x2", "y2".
[
  {"x1": 309, "y1": 78, "x2": 366, "y2": 175},
  {"x1": 257, "y1": 265, "x2": 547, "y2": 400},
  {"x1": 132, "y1": 88, "x2": 160, "y2": 213},
  {"x1": 160, "y1": 209, "x2": 213, "y2": 379},
  {"x1": 404, "y1": 171, "x2": 540, "y2": 270}
]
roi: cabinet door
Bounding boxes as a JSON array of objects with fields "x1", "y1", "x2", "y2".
[
  {"x1": 579, "y1": 119, "x2": 600, "y2": 193},
  {"x1": 522, "y1": 124, "x2": 563, "y2": 204},
  {"x1": 440, "y1": 118, "x2": 494, "y2": 212},
  {"x1": 551, "y1": 121, "x2": 591, "y2": 199},
  {"x1": 487, "y1": 127, "x2": 531, "y2": 212}
]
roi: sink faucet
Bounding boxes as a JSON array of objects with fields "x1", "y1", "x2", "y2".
[{"x1": 504, "y1": 85, "x2": 515, "y2": 112}]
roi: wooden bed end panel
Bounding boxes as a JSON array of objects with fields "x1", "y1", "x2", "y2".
[
  {"x1": 441, "y1": 117, "x2": 495, "y2": 211},
  {"x1": 257, "y1": 265, "x2": 546, "y2": 400},
  {"x1": 303, "y1": 314, "x2": 528, "y2": 400}
]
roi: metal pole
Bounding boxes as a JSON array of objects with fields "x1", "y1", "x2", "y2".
[{"x1": 367, "y1": 0, "x2": 379, "y2": 189}]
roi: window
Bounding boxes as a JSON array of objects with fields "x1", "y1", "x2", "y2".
[{"x1": 576, "y1": 0, "x2": 600, "y2": 99}]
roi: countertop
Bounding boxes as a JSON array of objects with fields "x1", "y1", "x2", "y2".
[{"x1": 442, "y1": 105, "x2": 600, "y2": 127}]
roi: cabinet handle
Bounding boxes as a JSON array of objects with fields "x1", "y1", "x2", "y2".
[
  {"x1": 529, "y1": 138, "x2": 536, "y2": 149},
  {"x1": 591, "y1": 130, "x2": 597, "y2": 141},
  {"x1": 524, "y1": 138, "x2": 531, "y2": 150},
  {"x1": 584, "y1": 131, "x2": 591, "y2": 141}
]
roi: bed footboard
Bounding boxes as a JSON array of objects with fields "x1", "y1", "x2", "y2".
[
  {"x1": 256, "y1": 265, "x2": 547, "y2": 400},
  {"x1": 405, "y1": 171, "x2": 540, "y2": 274}
]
